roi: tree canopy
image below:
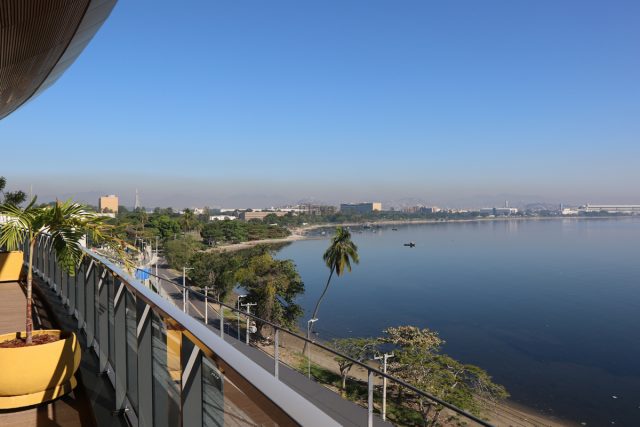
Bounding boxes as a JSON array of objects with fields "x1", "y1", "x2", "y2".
[
  {"x1": 189, "y1": 251, "x2": 239, "y2": 300},
  {"x1": 0, "y1": 176, "x2": 26, "y2": 206},
  {"x1": 235, "y1": 250, "x2": 304, "y2": 334},
  {"x1": 164, "y1": 236, "x2": 201, "y2": 270},
  {"x1": 380, "y1": 325, "x2": 508, "y2": 425}
]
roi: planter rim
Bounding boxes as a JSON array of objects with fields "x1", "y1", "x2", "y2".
[{"x1": 0, "y1": 329, "x2": 73, "y2": 348}]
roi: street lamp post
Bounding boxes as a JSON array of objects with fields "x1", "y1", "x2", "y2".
[
  {"x1": 307, "y1": 318, "x2": 318, "y2": 379},
  {"x1": 240, "y1": 302, "x2": 257, "y2": 345},
  {"x1": 182, "y1": 266, "x2": 194, "y2": 313},
  {"x1": 237, "y1": 294, "x2": 246, "y2": 340},
  {"x1": 154, "y1": 236, "x2": 159, "y2": 290},
  {"x1": 204, "y1": 286, "x2": 208, "y2": 325},
  {"x1": 374, "y1": 352, "x2": 395, "y2": 421}
]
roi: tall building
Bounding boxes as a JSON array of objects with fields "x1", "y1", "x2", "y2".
[
  {"x1": 99, "y1": 194, "x2": 119, "y2": 213},
  {"x1": 339, "y1": 202, "x2": 382, "y2": 214},
  {"x1": 134, "y1": 188, "x2": 141, "y2": 210}
]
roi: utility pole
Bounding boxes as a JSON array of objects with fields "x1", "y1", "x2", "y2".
[
  {"x1": 307, "y1": 318, "x2": 318, "y2": 379},
  {"x1": 240, "y1": 302, "x2": 257, "y2": 345},
  {"x1": 236, "y1": 294, "x2": 246, "y2": 340},
  {"x1": 182, "y1": 266, "x2": 194, "y2": 313},
  {"x1": 374, "y1": 352, "x2": 394, "y2": 421},
  {"x1": 154, "y1": 236, "x2": 159, "y2": 289},
  {"x1": 204, "y1": 286, "x2": 208, "y2": 325}
]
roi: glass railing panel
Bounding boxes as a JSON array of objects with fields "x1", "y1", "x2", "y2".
[
  {"x1": 151, "y1": 310, "x2": 181, "y2": 427},
  {"x1": 202, "y1": 356, "x2": 224, "y2": 427},
  {"x1": 84, "y1": 259, "x2": 95, "y2": 344},
  {"x1": 107, "y1": 272, "x2": 115, "y2": 366},
  {"x1": 125, "y1": 288, "x2": 138, "y2": 414}
]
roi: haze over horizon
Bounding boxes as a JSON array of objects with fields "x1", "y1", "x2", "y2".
[{"x1": 1, "y1": 1, "x2": 638, "y2": 207}]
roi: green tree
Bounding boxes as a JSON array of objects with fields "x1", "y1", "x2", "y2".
[
  {"x1": 0, "y1": 176, "x2": 26, "y2": 205},
  {"x1": 164, "y1": 236, "x2": 201, "y2": 270},
  {"x1": 148, "y1": 214, "x2": 181, "y2": 239},
  {"x1": 306, "y1": 227, "x2": 359, "y2": 347},
  {"x1": 381, "y1": 325, "x2": 508, "y2": 426},
  {"x1": 200, "y1": 221, "x2": 225, "y2": 245},
  {"x1": 329, "y1": 337, "x2": 378, "y2": 391},
  {"x1": 180, "y1": 208, "x2": 199, "y2": 232},
  {"x1": 235, "y1": 251, "x2": 304, "y2": 335},
  {"x1": 189, "y1": 251, "x2": 239, "y2": 301},
  {"x1": 0, "y1": 198, "x2": 129, "y2": 344}
]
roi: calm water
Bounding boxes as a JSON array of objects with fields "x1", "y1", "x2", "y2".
[{"x1": 276, "y1": 218, "x2": 640, "y2": 426}]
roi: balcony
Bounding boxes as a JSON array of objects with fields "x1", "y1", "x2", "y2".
[{"x1": 0, "y1": 236, "x2": 492, "y2": 426}]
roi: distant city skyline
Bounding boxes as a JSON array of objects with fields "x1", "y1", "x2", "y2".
[
  {"x1": 4, "y1": 174, "x2": 639, "y2": 210},
  {"x1": 1, "y1": 1, "x2": 639, "y2": 205}
]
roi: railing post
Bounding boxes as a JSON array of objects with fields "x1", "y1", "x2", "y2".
[
  {"x1": 368, "y1": 369, "x2": 374, "y2": 427},
  {"x1": 274, "y1": 328, "x2": 279, "y2": 380}
]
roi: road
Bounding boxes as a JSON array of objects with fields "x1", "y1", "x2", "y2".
[{"x1": 146, "y1": 258, "x2": 390, "y2": 427}]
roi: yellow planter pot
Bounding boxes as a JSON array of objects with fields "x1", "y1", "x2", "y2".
[
  {"x1": 0, "y1": 330, "x2": 81, "y2": 409},
  {"x1": 0, "y1": 251, "x2": 23, "y2": 282}
]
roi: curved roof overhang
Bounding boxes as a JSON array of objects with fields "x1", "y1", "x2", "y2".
[{"x1": 0, "y1": 0, "x2": 116, "y2": 120}]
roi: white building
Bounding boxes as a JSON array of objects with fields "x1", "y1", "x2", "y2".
[
  {"x1": 209, "y1": 215, "x2": 236, "y2": 221},
  {"x1": 562, "y1": 208, "x2": 579, "y2": 215},
  {"x1": 581, "y1": 204, "x2": 640, "y2": 213}
]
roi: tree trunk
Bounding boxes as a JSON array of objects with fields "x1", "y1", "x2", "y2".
[
  {"x1": 25, "y1": 238, "x2": 36, "y2": 344},
  {"x1": 303, "y1": 267, "x2": 334, "y2": 353},
  {"x1": 430, "y1": 409, "x2": 442, "y2": 427}
]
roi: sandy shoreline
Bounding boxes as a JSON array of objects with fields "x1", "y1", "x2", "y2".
[{"x1": 212, "y1": 215, "x2": 623, "y2": 253}]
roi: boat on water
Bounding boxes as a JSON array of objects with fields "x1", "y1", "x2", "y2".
[
  {"x1": 404, "y1": 242, "x2": 416, "y2": 247},
  {"x1": 391, "y1": 227, "x2": 398, "y2": 231}
]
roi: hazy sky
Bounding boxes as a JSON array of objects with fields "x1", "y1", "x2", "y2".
[{"x1": 1, "y1": 1, "x2": 639, "y2": 208}]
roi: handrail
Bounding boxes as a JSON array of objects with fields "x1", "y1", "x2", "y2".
[
  {"x1": 25, "y1": 237, "x2": 340, "y2": 427},
  {"x1": 137, "y1": 266, "x2": 494, "y2": 426}
]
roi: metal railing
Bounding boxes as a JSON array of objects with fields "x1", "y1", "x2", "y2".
[
  {"x1": 24, "y1": 236, "x2": 341, "y2": 427},
  {"x1": 139, "y1": 266, "x2": 494, "y2": 427}
]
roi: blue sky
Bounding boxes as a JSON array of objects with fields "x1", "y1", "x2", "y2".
[{"x1": 1, "y1": 1, "x2": 639, "y2": 208}]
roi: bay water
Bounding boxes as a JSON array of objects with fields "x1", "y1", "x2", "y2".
[{"x1": 276, "y1": 218, "x2": 640, "y2": 426}]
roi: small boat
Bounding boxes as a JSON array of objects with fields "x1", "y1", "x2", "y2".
[
  {"x1": 391, "y1": 227, "x2": 398, "y2": 231},
  {"x1": 404, "y1": 242, "x2": 416, "y2": 247}
]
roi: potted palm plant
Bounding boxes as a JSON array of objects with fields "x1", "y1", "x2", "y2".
[{"x1": 0, "y1": 198, "x2": 128, "y2": 409}]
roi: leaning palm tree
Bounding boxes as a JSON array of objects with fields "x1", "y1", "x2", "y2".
[
  {"x1": 304, "y1": 227, "x2": 359, "y2": 351},
  {"x1": 0, "y1": 198, "x2": 129, "y2": 345}
]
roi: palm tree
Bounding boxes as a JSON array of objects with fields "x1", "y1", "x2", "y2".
[
  {"x1": 0, "y1": 198, "x2": 128, "y2": 345},
  {"x1": 305, "y1": 227, "x2": 359, "y2": 350},
  {"x1": 181, "y1": 208, "x2": 197, "y2": 233}
]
